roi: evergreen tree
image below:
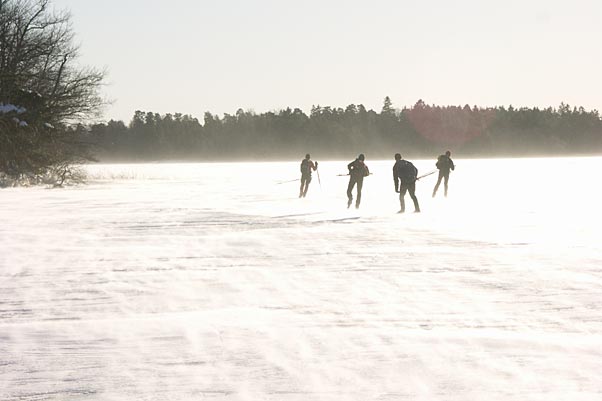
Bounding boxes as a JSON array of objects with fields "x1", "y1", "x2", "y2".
[{"x1": 382, "y1": 96, "x2": 394, "y2": 115}]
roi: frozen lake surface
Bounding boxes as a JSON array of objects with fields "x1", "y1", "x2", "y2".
[{"x1": 1, "y1": 157, "x2": 602, "y2": 400}]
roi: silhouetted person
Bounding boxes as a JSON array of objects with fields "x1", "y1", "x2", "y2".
[
  {"x1": 299, "y1": 154, "x2": 318, "y2": 197},
  {"x1": 393, "y1": 153, "x2": 420, "y2": 213},
  {"x1": 432, "y1": 150, "x2": 455, "y2": 197},
  {"x1": 346, "y1": 154, "x2": 369, "y2": 209}
]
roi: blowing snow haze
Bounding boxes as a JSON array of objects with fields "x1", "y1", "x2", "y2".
[{"x1": 3, "y1": 158, "x2": 602, "y2": 400}]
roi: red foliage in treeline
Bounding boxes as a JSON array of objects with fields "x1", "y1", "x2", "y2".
[{"x1": 405, "y1": 100, "x2": 496, "y2": 145}]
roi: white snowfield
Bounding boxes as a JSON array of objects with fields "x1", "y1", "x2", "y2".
[{"x1": 1, "y1": 157, "x2": 601, "y2": 401}]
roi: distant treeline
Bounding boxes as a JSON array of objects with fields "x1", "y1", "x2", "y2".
[{"x1": 81, "y1": 98, "x2": 602, "y2": 161}]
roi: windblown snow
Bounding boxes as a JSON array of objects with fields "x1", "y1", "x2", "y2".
[{"x1": 1, "y1": 157, "x2": 601, "y2": 400}]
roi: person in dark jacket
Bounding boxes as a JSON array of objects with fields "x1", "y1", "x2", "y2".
[
  {"x1": 393, "y1": 153, "x2": 420, "y2": 213},
  {"x1": 299, "y1": 153, "x2": 318, "y2": 198},
  {"x1": 432, "y1": 150, "x2": 455, "y2": 197},
  {"x1": 346, "y1": 153, "x2": 369, "y2": 209}
]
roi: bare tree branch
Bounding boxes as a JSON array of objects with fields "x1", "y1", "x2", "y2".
[{"x1": 0, "y1": 0, "x2": 106, "y2": 185}]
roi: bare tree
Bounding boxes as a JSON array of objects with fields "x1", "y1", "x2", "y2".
[{"x1": 0, "y1": 0, "x2": 105, "y2": 186}]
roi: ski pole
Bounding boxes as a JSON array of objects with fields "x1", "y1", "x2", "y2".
[
  {"x1": 416, "y1": 170, "x2": 437, "y2": 180},
  {"x1": 276, "y1": 178, "x2": 299, "y2": 185}
]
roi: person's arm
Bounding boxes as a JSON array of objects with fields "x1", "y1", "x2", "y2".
[
  {"x1": 365, "y1": 164, "x2": 370, "y2": 177},
  {"x1": 450, "y1": 158, "x2": 455, "y2": 171},
  {"x1": 347, "y1": 160, "x2": 354, "y2": 172},
  {"x1": 393, "y1": 164, "x2": 399, "y2": 192},
  {"x1": 311, "y1": 161, "x2": 318, "y2": 171}
]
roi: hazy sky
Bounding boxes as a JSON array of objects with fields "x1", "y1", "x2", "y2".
[{"x1": 52, "y1": 0, "x2": 601, "y2": 123}]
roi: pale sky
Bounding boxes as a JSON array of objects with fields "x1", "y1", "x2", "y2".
[{"x1": 52, "y1": 0, "x2": 602, "y2": 123}]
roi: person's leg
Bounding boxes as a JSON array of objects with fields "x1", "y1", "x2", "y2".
[
  {"x1": 409, "y1": 182, "x2": 420, "y2": 212},
  {"x1": 347, "y1": 179, "x2": 356, "y2": 208},
  {"x1": 433, "y1": 172, "x2": 443, "y2": 197},
  {"x1": 303, "y1": 175, "x2": 312, "y2": 197},
  {"x1": 355, "y1": 179, "x2": 364, "y2": 208},
  {"x1": 299, "y1": 176, "x2": 306, "y2": 198},
  {"x1": 443, "y1": 173, "x2": 450, "y2": 197},
  {"x1": 399, "y1": 184, "x2": 408, "y2": 213}
]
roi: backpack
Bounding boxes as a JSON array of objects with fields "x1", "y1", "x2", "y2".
[
  {"x1": 436, "y1": 155, "x2": 445, "y2": 169},
  {"x1": 397, "y1": 160, "x2": 417, "y2": 182},
  {"x1": 300, "y1": 159, "x2": 310, "y2": 174}
]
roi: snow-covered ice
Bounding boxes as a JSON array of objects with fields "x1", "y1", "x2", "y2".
[{"x1": 1, "y1": 157, "x2": 601, "y2": 400}]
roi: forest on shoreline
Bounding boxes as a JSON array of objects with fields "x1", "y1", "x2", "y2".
[
  {"x1": 81, "y1": 98, "x2": 602, "y2": 162},
  {"x1": 2, "y1": 0, "x2": 601, "y2": 188}
]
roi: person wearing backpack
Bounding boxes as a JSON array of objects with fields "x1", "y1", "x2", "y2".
[
  {"x1": 346, "y1": 153, "x2": 370, "y2": 209},
  {"x1": 432, "y1": 150, "x2": 455, "y2": 197},
  {"x1": 299, "y1": 153, "x2": 318, "y2": 198},
  {"x1": 393, "y1": 153, "x2": 420, "y2": 213}
]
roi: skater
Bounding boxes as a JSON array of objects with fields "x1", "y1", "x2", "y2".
[
  {"x1": 346, "y1": 154, "x2": 369, "y2": 209},
  {"x1": 393, "y1": 153, "x2": 420, "y2": 213},
  {"x1": 432, "y1": 150, "x2": 455, "y2": 197},
  {"x1": 299, "y1": 153, "x2": 318, "y2": 197}
]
